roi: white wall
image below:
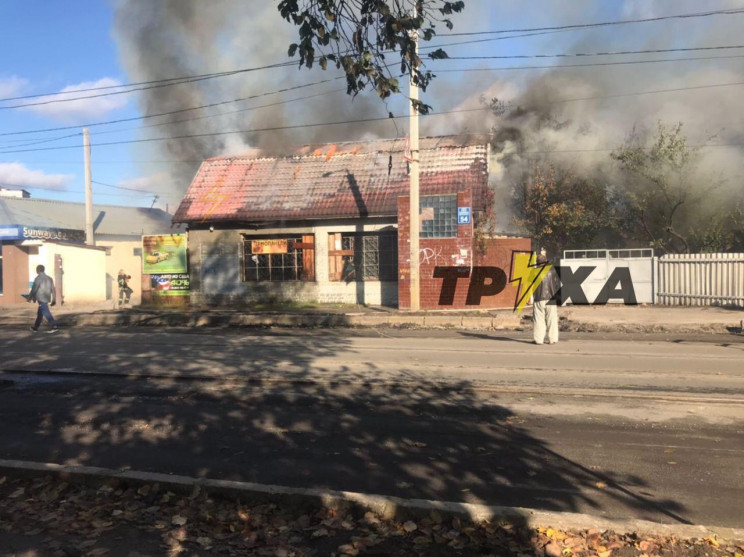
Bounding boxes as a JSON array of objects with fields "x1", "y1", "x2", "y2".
[
  {"x1": 97, "y1": 236, "x2": 142, "y2": 302},
  {"x1": 26, "y1": 241, "x2": 107, "y2": 304}
]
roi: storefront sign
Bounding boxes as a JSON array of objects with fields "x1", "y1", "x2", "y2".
[
  {"x1": 0, "y1": 225, "x2": 85, "y2": 243},
  {"x1": 251, "y1": 239, "x2": 288, "y2": 254},
  {"x1": 142, "y1": 234, "x2": 188, "y2": 274},
  {"x1": 150, "y1": 274, "x2": 190, "y2": 296}
]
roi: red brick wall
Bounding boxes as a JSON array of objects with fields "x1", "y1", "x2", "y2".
[{"x1": 398, "y1": 193, "x2": 531, "y2": 310}]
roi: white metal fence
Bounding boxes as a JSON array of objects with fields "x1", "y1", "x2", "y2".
[
  {"x1": 561, "y1": 249, "x2": 655, "y2": 304},
  {"x1": 657, "y1": 253, "x2": 744, "y2": 306}
]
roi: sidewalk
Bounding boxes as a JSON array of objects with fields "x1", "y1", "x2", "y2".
[{"x1": 1, "y1": 301, "x2": 742, "y2": 334}]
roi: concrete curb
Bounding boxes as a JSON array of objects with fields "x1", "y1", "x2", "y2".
[{"x1": 0, "y1": 459, "x2": 741, "y2": 543}]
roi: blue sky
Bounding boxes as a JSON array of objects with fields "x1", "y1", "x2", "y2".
[
  {"x1": 1, "y1": 0, "x2": 742, "y2": 210},
  {"x1": 0, "y1": 1, "x2": 149, "y2": 206}
]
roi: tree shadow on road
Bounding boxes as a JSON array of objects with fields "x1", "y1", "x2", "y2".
[{"x1": 0, "y1": 328, "x2": 693, "y2": 553}]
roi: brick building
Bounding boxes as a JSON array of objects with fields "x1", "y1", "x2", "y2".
[{"x1": 173, "y1": 135, "x2": 529, "y2": 309}]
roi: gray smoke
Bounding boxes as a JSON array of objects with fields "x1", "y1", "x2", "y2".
[
  {"x1": 112, "y1": 0, "x2": 390, "y2": 192},
  {"x1": 112, "y1": 0, "x2": 744, "y2": 225},
  {"x1": 423, "y1": 0, "x2": 744, "y2": 233}
]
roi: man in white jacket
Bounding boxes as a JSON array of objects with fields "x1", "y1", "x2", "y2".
[{"x1": 28, "y1": 265, "x2": 59, "y2": 333}]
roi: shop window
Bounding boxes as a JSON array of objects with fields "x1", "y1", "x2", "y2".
[
  {"x1": 242, "y1": 234, "x2": 315, "y2": 282},
  {"x1": 328, "y1": 232, "x2": 398, "y2": 281},
  {"x1": 420, "y1": 194, "x2": 457, "y2": 238}
]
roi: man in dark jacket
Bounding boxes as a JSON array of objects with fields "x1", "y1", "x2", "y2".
[
  {"x1": 28, "y1": 264, "x2": 59, "y2": 333},
  {"x1": 532, "y1": 251, "x2": 561, "y2": 344}
]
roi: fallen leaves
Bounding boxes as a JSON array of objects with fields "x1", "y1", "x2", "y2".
[{"x1": 0, "y1": 473, "x2": 741, "y2": 557}]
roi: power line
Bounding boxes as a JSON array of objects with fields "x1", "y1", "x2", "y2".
[
  {"x1": 2, "y1": 6, "x2": 741, "y2": 111},
  {"x1": 441, "y1": 44, "x2": 744, "y2": 60},
  {"x1": 91, "y1": 179, "x2": 162, "y2": 193},
  {"x1": 0, "y1": 61, "x2": 296, "y2": 110},
  {"x1": 2, "y1": 7, "x2": 736, "y2": 106},
  {"x1": 4, "y1": 44, "x2": 744, "y2": 141},
  {"x1": 0, "y1": 78, "x2": 343, "y2": 138},
  {"x1": 0, "y1": 108, "x2": 489, "y2": 154},
  {"x1": 11, "y1": 78, "x2": 744, "y2": 161},
  {"x1": 0, "y1": 132, "x2": 82, "y2": 148},
  {"x1": 434, "y1": 54, "x2": 744, "y2": 72},
  {"x1": 439, "y1": 7, "x2": 744, "y2": 37}
]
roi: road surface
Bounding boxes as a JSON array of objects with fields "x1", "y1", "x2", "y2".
[{"x1": 0, "y1": 328, "x2": 742, "y2": 528}]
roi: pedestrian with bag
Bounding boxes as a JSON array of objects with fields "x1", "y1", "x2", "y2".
[{"x1": 28, "y1": 264, "x2": 59, "y2": 333}]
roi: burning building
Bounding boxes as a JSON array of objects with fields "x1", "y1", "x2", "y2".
[{"x1": 173, "y1": 135, "x2": 529, "y2": 309}]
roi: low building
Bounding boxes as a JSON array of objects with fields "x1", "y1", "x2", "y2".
[
  {"x1": 174, "y1": 135, "x2": 530, "y2": 310},
  {"x1": 0, "y1": 197, "x2": 176, "y2": 306}
]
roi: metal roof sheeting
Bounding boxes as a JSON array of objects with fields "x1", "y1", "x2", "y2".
[
  {"x1": 0, "y1": 197, "x2": 175, "y2": 236},
  {"x1": 174, "y1": 135, "x2": 490, "y2": 224}
]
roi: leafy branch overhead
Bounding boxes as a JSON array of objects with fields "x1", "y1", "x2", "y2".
[{"x1": 278, "y1": 0, "x2": 465, "y2": 113}]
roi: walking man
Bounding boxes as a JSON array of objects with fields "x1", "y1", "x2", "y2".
[
  {"x1": 28, "y1": 264, "x2": 59, "y2": 333},
  {"x1": 532, "y1": 251, "x2": 561, "y2": 345}
]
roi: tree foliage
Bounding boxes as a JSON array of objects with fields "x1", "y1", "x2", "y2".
[
  {"x1": 278, "y1": 0, "x2": 465, "y2": 112},
  {"x1": 513, "y1": 165, "x2": 616, "y2": 258},
  {"x1": 611, "y1": 122, "x2": 726, "y2": 253}
]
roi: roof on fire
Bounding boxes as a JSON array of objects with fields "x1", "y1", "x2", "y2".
[{"x1": 173, "y1": 135, "x2": 491, "y2": 224}]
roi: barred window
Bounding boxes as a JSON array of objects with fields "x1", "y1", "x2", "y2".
[
  {"x1": 242, "y1": 235, "x2": 315, "y2": 282},
  {"x1": 329, "y1": 232, "x2": 398, "y2": 281},
  {"x1": 420, "y1": 194, "x2": 457, "y2": 238}
]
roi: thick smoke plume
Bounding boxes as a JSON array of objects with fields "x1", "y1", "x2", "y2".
[
  {"x1": 113, "y1": 0, "x2": 388, "y2": 191},
  {"x1": 428, "y1": 1, "x2": 744, "y2": 234},
  {"x1": 113, "y1": 0, "x2": 744, "y2": 228}
]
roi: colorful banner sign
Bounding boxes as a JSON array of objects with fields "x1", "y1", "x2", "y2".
[
  {"x1": 251, "y1": 239, "x2": 288, "y2": 254},
  {"x1": 142, "y1": 234, "x2": 188, "y2": 274},
  {"x1": 150, "y1": 274, "x2": 190, "y2": 296}
]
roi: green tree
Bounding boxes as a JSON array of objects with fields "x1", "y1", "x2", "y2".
[
  {"x1": 514, "y1": 165, "x2": 616, "y2": 258},
  {"x1": 611, "y1": 122, "x2": 725, "y2": 253},
  {"x1": 278, "y1": 0, "x2": 465, "y2": 112}
]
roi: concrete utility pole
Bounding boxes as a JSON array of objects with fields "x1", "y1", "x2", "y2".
[
  {"x1": 408, "y1": 24, "x2": 421, "y2": 312},
  {"x1": 83, "y1": 128, "x2": 94, "y2": 246}
]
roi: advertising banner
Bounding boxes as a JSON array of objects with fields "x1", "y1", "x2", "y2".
[
  {"x1": 142, "y1": 234, "x2": 188, "y2": 274},
  {"x1": 251, "y1": 239, "x2": 288, "y2": 254},
  {"x1": 150, "y1": 274, "x2": 190, "y2": 296}
]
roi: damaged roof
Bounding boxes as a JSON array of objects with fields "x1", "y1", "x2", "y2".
[{"x1": 173, "y1": 135, "x2": 490, "y2": 224}]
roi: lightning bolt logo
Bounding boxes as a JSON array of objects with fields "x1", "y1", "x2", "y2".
[{"x1": 509, "y1": 251, "x2": 552, "y2": 315}]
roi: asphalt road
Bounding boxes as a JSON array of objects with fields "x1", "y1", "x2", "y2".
[{"x1": 0, "y1": 328, "x2": 742, "y2": 528}]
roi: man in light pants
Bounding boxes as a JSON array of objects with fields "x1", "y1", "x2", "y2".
[{"x1": 532, "y1": 252, "x2": 561, "y2": 345}]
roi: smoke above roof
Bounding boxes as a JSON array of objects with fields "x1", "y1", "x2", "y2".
[{"x1": 112, "y1": 0, "x2": 744, "y2": 221}]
